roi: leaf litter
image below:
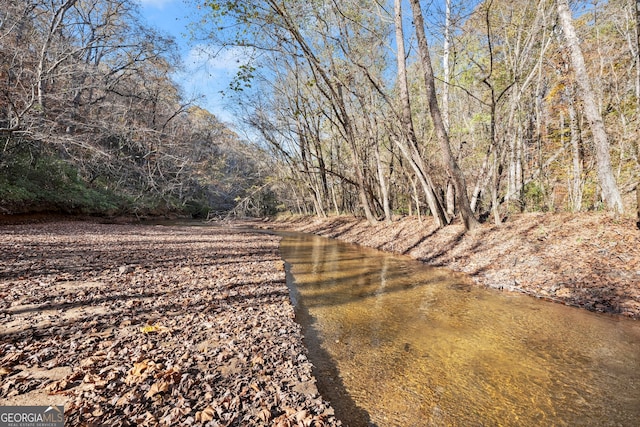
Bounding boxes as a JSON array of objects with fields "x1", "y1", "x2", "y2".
[{"x1": 0, "y1": 221, "x2": 339, "y2": 426}]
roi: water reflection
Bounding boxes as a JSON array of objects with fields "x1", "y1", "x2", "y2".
[{"x1": 279, "y1": 232, "x2": 640, "y2": 427}]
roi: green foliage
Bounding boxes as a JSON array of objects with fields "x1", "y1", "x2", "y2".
[
  {"x1": 0, "y1": 126, "x2": 279, "y2": 218},
  {"x1": 580, "y1": 176, "x2": 602, "y2": 211},
  {"x1": 229, "y1": 64, "x2": 256, "y2": 92},
  {"x1": 0, "y1": 147, "x2": 123, "y2": 214},
  {"x1": 523, "y1": 181, "x2": 547, "y2": 212},
  {"x1": 184, "y1": 199, "x2": 211, "y2": 218}
]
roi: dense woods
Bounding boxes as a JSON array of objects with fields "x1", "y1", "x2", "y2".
[
  {"x1": 2, "y1": 0, "x2": 639, "y2": 226},
  {"x1": 0, "y1": 0, "x2": 274, "y2": 217},
  {"x1": 202, "y1": 0, "x2": 640, "y2": 227}
]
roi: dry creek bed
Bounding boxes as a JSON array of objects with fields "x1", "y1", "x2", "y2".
[{"x1": 0, "y1": 220, "x2": 340, "y2": 426}]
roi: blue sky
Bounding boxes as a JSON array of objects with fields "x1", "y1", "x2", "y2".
[
  {"x1": 137, "y1": 0, "x2": 241, "y2": 125},
  {"x1": 135, "y1": 0, "x2": 477, "y2": 130}
]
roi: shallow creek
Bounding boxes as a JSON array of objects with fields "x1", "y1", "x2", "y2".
[{"x1": 278, "y1": 231, "x2": 640, "y2": 427}]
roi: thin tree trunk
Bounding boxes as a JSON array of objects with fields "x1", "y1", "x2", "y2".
[
  {"x1": 471, "y1": 144, "x2": 493, "y2": 212},
  {"x1": 408, "y1": 0, "x2": 479, "y2": 231},
  {"x1": 374, "y1": 142, "x2": 392, "y2": 222},
  {"x1": 443, "y1": 0, "x2": 451, "y2": 133},
  {"x1": 567, "y1": 92, "x2": 583, "y2": 212},
  {"x1": 443, "y1": 0, "x2": 455, "y2": 217},
  {"x1": 557, "y1": 0, "x2": 623, "y2": 213},
  {"x1": 491, "y1": 155, "x2": 501, "y2": 224},
  {"x1": 36, "y1": 0, "x2": 78, "y2": 112},
  {"x1": 411, "y1": 176, "x2": 422, "y2": 222},
  {"x1": 353, "y1": 149, "x2": 377, "y2": 223},
  {"x1": 446, "y1": 183, "x2": 455, "y2": 217},
  {"x1": 330, "y1": 179, "x2": 340, "y2": 215}
]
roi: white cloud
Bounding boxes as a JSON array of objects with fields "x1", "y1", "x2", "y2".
[
  {"x1": 176, "y1": 45, "x2": 254, "y2": 125},
  {"x1": 137, "y1": 0, "x2": 174, "y2": 8},
  {"x1": 185, "y1": 45, "x2": 252, "y2": 74}
]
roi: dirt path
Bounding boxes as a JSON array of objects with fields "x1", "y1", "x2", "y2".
[
  {"x1": 267, "y1": 212, "x2": 640, "y2": 319},
  {"x1": 0, "y1": 221, "x2": 339, "y2": 426}
]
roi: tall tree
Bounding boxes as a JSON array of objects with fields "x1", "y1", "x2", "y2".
[
  {"x1": 443, "y1": 0, "x2": 456, "y2": 217},
  {"x1": 393, "y1": 0, "x2": 448, "y2": 227},
  {"x1": 408, "y1": 0, "x2": 480, "y2": 230},
  {"x1": 557, "y1": 0, "x2": 624, "y2": 213}
]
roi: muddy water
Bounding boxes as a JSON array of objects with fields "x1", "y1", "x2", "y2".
[{"x1": 279, "y1": 232, "x2": 640, "y2": 427}]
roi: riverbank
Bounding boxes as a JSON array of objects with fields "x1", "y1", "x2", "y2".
[
  {"x1": 0, "y1": 221, "x2": 339, "y2": 425},
  {"x1": 2, "y1": 213, "x2": 638, "y2": 425},
  {"x1": 266, "y1": 212, "x2": 640, "y2": 319}
]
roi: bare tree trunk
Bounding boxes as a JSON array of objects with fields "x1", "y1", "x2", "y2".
[
  {"x1": 331, "y1": 182, "x2": 340, "y2": 215},
  {"x1": 491, "y1": 154, "x2": 501, "y2": 224},
  {"x1": 446, "y1": 182, "x2": 455, "y2": 217},
  {"x1": 36, "y1": 0, "x2": 78, "y2": 111},
  {"x1": 408, "y1": 0, "x2": 479, "y2": 231},
  {"x1": 471, "y1": 144, "x2": 493, "y2": 212},
  {"x1": 374, "y1": 141, "x2": 392, "y2": 222},
  {"x1": 557, "y1": 0, "x2": 623, "y2": 213},
  {"x1": 393, "y1": 0, "x2": 448, "y2": 227},
  {"x1": 411, "y1": 176, "x2": 422, "y2": 222},
  {"x1": 443, "y1": 0, "x2": 455, "y2": 217},
  {"x1": 567, "y1": 92, "x2": 584, "y2": 212},
  {"x1": 352, "y1": 148, "x2": 377, "y2": 223},
  {"x1": 442, "y1": 0, "x2": 451, "y2": 134}
]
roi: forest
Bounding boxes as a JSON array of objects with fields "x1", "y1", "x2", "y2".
[
  {"x1": 0, "y1": 0, "x2": 275, "y2": 218},
  {"x1": 2, "y1": 0, "x2": 639, "y2": 227}
]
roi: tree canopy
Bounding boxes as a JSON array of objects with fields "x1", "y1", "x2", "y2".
[
  {"x1": 3, "y1": 0, "x2": 639, "y2": 224},
  {"x1": 196, "y1": 0, "x2": 639, "y2": 225}
]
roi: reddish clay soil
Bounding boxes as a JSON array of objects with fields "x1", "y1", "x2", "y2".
[
  {"x1": 0, "y1": 221, "x2": 339, "y2": 426},
  {"x1": 268, "y1": 212, "x2": 640, "y2": 319}
]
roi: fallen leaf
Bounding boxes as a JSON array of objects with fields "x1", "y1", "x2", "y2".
[
  {"x1": 115, "y1": 390, "x2": 138, "y2": 407},
  {"x1": 257, "y1": 407, "x2": 271, "y2": 422},
  {"x1": 80, "y1": 356, "x2": 104, "y2": 368},
  {"x1": 83, "y1": 373, "x2": 107, "y2": 389},
  {"x1": 155, "y1": 367, "x2": 181, "y2": 383},
  {"x1": 131, "y1": 360, "x2": 150, "y2": 375},
  {"x1": 125, "y1": 360, "x2": 152, "y2": 385},
  {"x1": 145, "y1": 380, "x2": 169, "y2": 398},
  {"x1": 195, "y1": 406, "x2": 215, "y2": 422},
  {"x1": 139, "y1": 324, "x2": 169, "y2": 334},
  {"x1": 45, "y1": 379, "x2": 69, "y2": 394}
]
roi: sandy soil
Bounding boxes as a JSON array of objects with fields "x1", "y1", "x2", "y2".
[
  {"x1": 0, "y1": 221, "x2": 339, "y2": 426},
  {"x1": 267, "y1": 212, "x2": 640, "y2": 319}
]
